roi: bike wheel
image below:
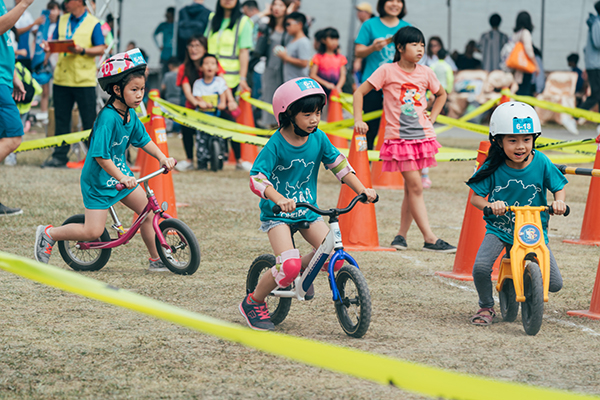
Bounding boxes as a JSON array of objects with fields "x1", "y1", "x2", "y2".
[
  {"x1": 521, "y1": 262, "x2": 544, "y2": 336},
  {"x1": 334, "y1": 265, "x2": 372, "y2": 338},
  {"x1": 499, "y1": 279, "x2": 519, "y2": 322},
  {"x1": 155, "y1": 219, "x2": 201, "y2": 275},
  {"x1": 210, "y1": 138, "x2": 222, "y2": 172},
  {"x1": 246, "y1": 254, "x2": 291, "y2": 325},
  {"x1": 57, "y1": 214, "x2": 111, "y2": 271}
]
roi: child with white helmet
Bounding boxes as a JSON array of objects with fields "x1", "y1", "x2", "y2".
[
  {"x1": 466, "y1": 101, "x2": 567, "y2": 326},
  {"x1": 34, "y1": 49, "x2": 176, "y2": 271},
  {"x1": 240, "y1": 77, "x2": 377, "y2": 331}
]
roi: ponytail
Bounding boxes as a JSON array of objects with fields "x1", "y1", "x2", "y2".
[{"x1": 466, "y1": 136, "x2": 507, "y2": 185}]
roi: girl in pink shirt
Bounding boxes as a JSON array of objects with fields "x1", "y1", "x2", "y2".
[{"x1": 353, "y1": 26, "x2": 456, "y2": 253}]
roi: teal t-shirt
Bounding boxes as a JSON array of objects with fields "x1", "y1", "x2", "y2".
[
  {"x1": 467, "y1": 151, "x2": 568, "y2": 244},
  {"x1": 0, "y1": 0, "x2": 15, "y2": 88},
  {"x1": 251, "y1": 129, "x2": 342, "y2": 223},
  {"x1": 355, "y1": 17, "x2": 411, "y2": 83},
  {"x1": 80, "y1": 106, "x2": 151, "y2": 209}
]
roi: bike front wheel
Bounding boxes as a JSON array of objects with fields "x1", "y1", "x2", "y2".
[
  {"x1": 521, "y1": 262, "x2": 544, "y2": 336},
  {"x1": 246, "y1": 254, "x2": 291, "y2": 325},
  {"x1": 57, "y1": 214, "x2": 112, "y2": 271},
  {"x1": 334, "y1": 265, "x2": 371, "y2": 338},
  {"x1": 499, "y1": 279, "x2": 519, "y2": 322},
  {"x1": 155, "y1": 219, "x2": 201, "y2": 275},
  {"x1": 210, "y1": 138, "x2": 223, "y2": 172}
]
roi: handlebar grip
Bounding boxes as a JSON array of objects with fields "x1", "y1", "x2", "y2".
[
  {"x1": 116, "y1": 183, "x2": 125, "y2": 191},
  {"x1": 565, "y1": 205, "x2": 570, "y2": 217},
  {"x1": 483, "y1": 206, "x2": 493, "y2": 217},
  {"x1": 373, "y1": 194, "x2": 379, "y2": 204},
  {"x1": 272, "y1": 205, "x2": 281, "y2": 214}
]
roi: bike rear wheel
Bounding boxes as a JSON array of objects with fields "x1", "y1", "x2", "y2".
[
  {"x1": 521, "y1": 262, "x2": 544, "y2": 336},
  {"x1": 57, "y1": 214, "x2": 112, "y2": 271},
  {"x1": 499, "y1": 279, "x2": 519, "y2": 322},
  {"x1": 334, "y1": 265, "x2": 371, "y2": 338},
  {"x1": 155, "y1": 219, "x2": 201, "y2": 275},
  {"x1": 246, "y1": 254, "x2": 291, "y2": 325},
  {"x1": 210, "y1": 138, "x2": 223, "y2": 172}
]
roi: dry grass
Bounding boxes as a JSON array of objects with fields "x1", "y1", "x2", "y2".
[{"x1": 1, "y1": 131, "x2": 599, "y2": 399}]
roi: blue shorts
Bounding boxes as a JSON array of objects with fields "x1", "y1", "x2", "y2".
[
  {"x1": 0, "y1": 84, "x2": 24, "y2": 139},
  {"x1": 259, "y1": 217, "x2": 324, "y2": 233}
]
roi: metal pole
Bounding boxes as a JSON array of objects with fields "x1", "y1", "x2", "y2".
[
  {"x1": 447, "y1": 0, "x2": 451, "y2": 51},
  {"x1": 540, "y1": 0, "x2": 545, "y2": 55},
  {"x1": 347, "y1": 0, "x2": 357, "y2": 66}
]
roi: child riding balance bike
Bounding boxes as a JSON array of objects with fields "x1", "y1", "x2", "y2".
[{"x1": 240, "y1": 77, "x2": 377, "y2": 333}]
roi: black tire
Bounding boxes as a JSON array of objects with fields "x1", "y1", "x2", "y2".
[
  {"x1": 57, "y1": 214, "x2": 111, "y2": 271},
  {"x1": 499, "y1": 279, "x2": 519, "y2": 322},
  {"x1": 155, "y1": 219, "x2": 201, "y2": 275},
  {"x1": 246, "y1": 254, "x2": 291, "y2": 325},
  {"x1": 521, "y1": 262, "x2": 544, "y2": 336},
  {"x1": 334, "y1": 265, "x2": 372, "y2": 338},
  {"x1": 210, "y1": 138, "x2": 223, "y2": 172}
]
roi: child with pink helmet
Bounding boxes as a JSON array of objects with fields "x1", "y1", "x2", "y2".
[{"x1": 240, "y1": 77, "x2": 377, "y2": 331}]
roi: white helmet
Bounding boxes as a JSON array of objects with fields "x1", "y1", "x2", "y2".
[{"x1": 489, "y1": 101, "x2": 541, "y2": 137}]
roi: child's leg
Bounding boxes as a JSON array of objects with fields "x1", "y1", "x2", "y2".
[
  {"x1": 400, "y1": 170, "x2": 437, "y2": 243},
  {"x1": 47, "y1": 209, "x2": 109, "y2": 241},
  {"x1": 120, "y1": 186, "x2": 159, "y2": 259},
  {"x1": 253, "y1": 224, "x2": 298, "y2": 302},
  {"x1": 398, "y1": 185, "x2": 413, "y2": 238},
  {"x1": 299, "y1": 220, "x2": 330, "y2": 269},
  {"x1": 548, "y1": 247, "x2": 563, "y2": 293},
  {"x1": 472, "y1": 234, "x2": 506, "y2": 309}
]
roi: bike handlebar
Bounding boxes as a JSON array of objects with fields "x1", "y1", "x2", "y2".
[
  {"x1": 115, "y1": 165, "x2": 173, "y2": 191},
  {"x1": 272, "y1": 193, "x2": 379, "y2": 217},
  {"x1": 483, "y1": 205, "x2": 570, "y2": 217}
]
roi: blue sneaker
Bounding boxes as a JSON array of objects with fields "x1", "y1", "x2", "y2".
[{"x1": 239, "y1": 293, "x2": 274, "y2": 331}]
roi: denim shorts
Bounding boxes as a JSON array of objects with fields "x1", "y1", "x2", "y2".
[
  {"x1": 0, "y1": 84, "x2": 24, "y2": 139},
  {"x1": 259, "y1": 217, "x2": 324, "y2": 233}
]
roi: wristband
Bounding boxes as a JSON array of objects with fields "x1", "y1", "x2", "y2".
[
  {"x1": 239, "y1": 77, "x2": 247, "y2": 81},
  {"x1": 81, "y1": 48, "x2": 86, "y2": 56}
]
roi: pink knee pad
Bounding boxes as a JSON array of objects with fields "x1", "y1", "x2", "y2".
[
  {"x1": 272, "y1": 249, "x2": 302, "y2": 288},
  {"x1": 321, "y1": 257, "x2": 345, "y2": 272}
]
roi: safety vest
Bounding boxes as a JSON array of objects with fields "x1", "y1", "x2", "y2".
[
  {"x1": 53, "y1": 12, "x2": 99, "y2": 87},
  {"x1": 15, "y1": 62, "x2": 42, "y2": 114},
  {"x1": 206, "y1": 13, "x2": 250, "y2": 89}
]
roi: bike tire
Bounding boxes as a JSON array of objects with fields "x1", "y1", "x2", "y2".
[
  {"x1": 155, "y1": 219, "x2": 201, "y2": 275},
  {"x1": 57, "y1": 214, "x2": 112, "y2": 271},
  {"x1": 521, "y1": 262, "x2": 544, "y2": 336},
  {"x1": 499, "y1": 279, "x2": 519, "y2": 322},
  {"x1": 334, "y1": 265, "x2": 372, "y2": 338},
  {"x1": 210, "y1": 139, "x2": 222, "y2": 172},
  {"x1": 246, "y1": 254, "x2": 291, "y2": 325}
]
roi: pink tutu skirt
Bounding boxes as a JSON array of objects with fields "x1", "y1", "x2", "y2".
[{"x1": 379, "y1": 138, "x2": 441, "y2": 172}]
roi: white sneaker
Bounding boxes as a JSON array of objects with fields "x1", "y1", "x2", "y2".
[
  {"x1": 4, "y1": 153, "x2": 16, "y2": 166},
  {"x1": 148, "y1": 258, "x2": 169, "y2": 272},
  {"x1": 561, "y1": 114, "x2": 579, "y2": 135},
  {"x1": 175, "y1": 160, "x2": 193, "y2": 172},
  {"x1": 236, "y1": 160, "x2": 252, "y2": 171}
]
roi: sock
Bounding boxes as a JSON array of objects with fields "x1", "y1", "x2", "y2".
[
  {"x1": 45, "y1": 225, "x2": 54, "y2": 240},
  {"x1": 149, "y1": 257, "x2": 160, "y2": 262},
  {"x1": 249, "y1": 293, "x2": 264, "y2": 304}
]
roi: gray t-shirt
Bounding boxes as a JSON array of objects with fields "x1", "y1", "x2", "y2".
[{"x1": 283, "y1": 36, "x2": 312, "y2": 82}]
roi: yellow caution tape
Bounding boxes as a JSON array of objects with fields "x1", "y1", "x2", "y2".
[
  {"x1": 435, "y1": 96, "x2": 500, "y2": 135},
  {"x1": 14, "y1": 130, "x2": 91, "y2": 153},
  {"x1": 0, "y1": 251, "x2": 595, "y2": 400}
]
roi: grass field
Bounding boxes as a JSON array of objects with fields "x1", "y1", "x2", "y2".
[{"x1": 1, "y1": 131, "x2": 600, "y2": 399}]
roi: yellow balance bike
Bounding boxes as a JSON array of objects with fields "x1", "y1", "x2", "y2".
[{"x1": 483, "y1": 205, "x2": 569, "y2": 336}]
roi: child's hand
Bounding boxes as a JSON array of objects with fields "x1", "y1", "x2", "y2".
[
  {"x1": 361, "y1": 188, "x2": 378, "y2": 203},
  {"x1": 160, "y1": 157, "x2": 176, "y2": 171},
  {"x1": 120, "y1": 175, "x2": 137, "y2": 189},
  {"x1": 196, "y1": 99, "x2": 209, "y2": 109},
  {"x1": 324, "y1": 82, "x2": 335, "y2": 90},
  {"x1": 227, "y1": 100, "x2": 238, "y2": 112},
  {"x1": 489, "y1": 201, "x2": 507, "y2": 216},
  {"x1": 276, "y1": 198, "x2": 296, "y2": 213},
  {"x1": 217, "y1": 101, "x2": 226, "y2": 110},
  {"x1": 354, "y1": 120, "x2": 369, "y2": 135},
  {"x1": 335, "y1": 83, "x2": 344, "y2": 93},
  {"x1": 551, "y1": 199, "x2": 567, "y2": 215}
]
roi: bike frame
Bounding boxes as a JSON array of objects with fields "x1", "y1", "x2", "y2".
[
  {"x1": 76, "y1": 168, "x2": 174, "y2": 252},
  {"x1": 495, "y1": 206, "x2": 551, "y2": 303}
]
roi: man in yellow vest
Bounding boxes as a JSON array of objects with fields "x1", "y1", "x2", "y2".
[{"x1": 41, "y1": 0, "x2": 106, "y2": 168}]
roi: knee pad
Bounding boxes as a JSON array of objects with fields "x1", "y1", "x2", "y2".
[
  {"x1": 272, "y1": 249, "x2": 301, "y2": 288},
  {"x1": 321, "y1": 258, "x2": 345, "y2": 272}
]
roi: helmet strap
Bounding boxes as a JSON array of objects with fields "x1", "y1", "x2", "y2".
[
  {"x1": 112, "y1": 82, "x2": 130, "y2": 125},
  {"x1": 290, "y1": 118, "x2": 314, "y2": 137}
]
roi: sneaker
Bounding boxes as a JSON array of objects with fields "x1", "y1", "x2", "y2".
[
  {"x1": 175, "y1": 160, "x2": 194, "y2": 172},
  {"x1": 391, "y1": 235, "x2": 407, "y2": 250},
  {"x1": 0, "y1": 203, "x2": 23, "y2": 217},
  {"x1": 34, "y1": 225, "x2": 55, "y2": 263},
  {"x1": 4, "y1": 153, "x2": 16, "y2": 166},
  {"x1": 421, "y1": 176, "x2": 432, "y2": 189},
  {"x1": 239, "y1": 293, "x2": 274, "y2": 331},
  {"x1": 422, "y1": 239, "x2": 457, "y2": 253},
  {"x1": 305, "y1": 284, "x2": 314, "y2": 301},
  {"x1": 560, "y1": 114, "x2": 579, "y2": 135},
  {"x1": 236, "y1": 160, "x2": 252, "y2": 171},
  {"x1": 148, "y1": 258, "x2": 169, "y2": 272},
  {"x1": 41, "y1": 157, "x2": 67, "y2": 168}
]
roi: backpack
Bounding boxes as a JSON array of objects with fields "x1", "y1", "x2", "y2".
[{"x1": 14, "y1": 62, "x2": 36, "y2": 105}]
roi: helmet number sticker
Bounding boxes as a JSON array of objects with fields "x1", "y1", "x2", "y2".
[
  {"x1": 296, "y1": 78, "x2": 318, "y2": 91},
  {"x1": 513, "y1": 117, "x2": 534, "y2": 134}
]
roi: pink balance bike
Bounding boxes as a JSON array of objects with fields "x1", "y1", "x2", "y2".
[{"x1": 57, "y1": 166, "x2": 200, "y2": 275}]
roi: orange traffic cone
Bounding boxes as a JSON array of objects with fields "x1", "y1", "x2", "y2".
[
  {"x1": 137, "y1": 90, "x2": 177, "y2": 218},
  {"x1": 370, "y1": 111, "x2": 404, "y2": 189},
  {"x1": 564, "y1": 135, "x2": 600, "y2": 245},
  {"x1": 567, "y1": 257, "x2": 600, "y2": 319},
  {"x1": 337, "y1": 129, "x2": 394, "y2": 252},
  {"x1": 236, "y1": 90, "x2": 259, "y2": 163},
  {"x1": 131, "y1": 121, "x2": 150, "y2": 173},
  {"x1": 436, "y1": 141, "x2": 501, "y2": 281},
  {"x1": 499, "y1": 89, "x2": 511, "y2": 104},
  {"x1": 325, "y1": 89, "x2": 348, "y2": 149}
]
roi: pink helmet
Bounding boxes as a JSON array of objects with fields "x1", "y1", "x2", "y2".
[
  {"x1": 97, "y1": 48, "x2": 147, "y2": 92},
  {"x1": 272, "y1": 78, "x2": 327, "y2": 125}
]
